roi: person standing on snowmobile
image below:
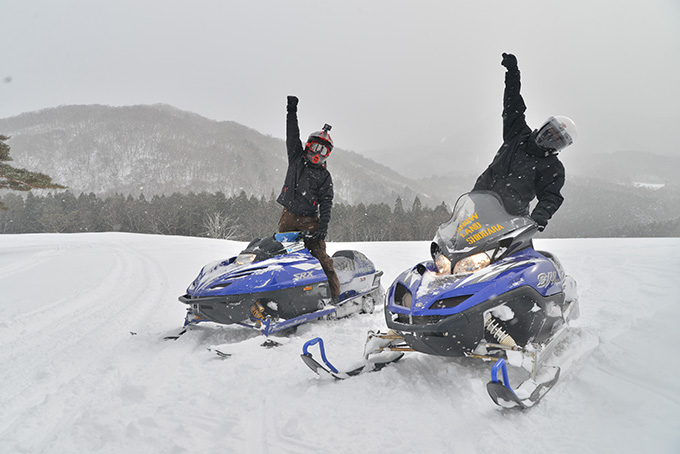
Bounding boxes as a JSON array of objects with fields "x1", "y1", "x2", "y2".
[
  {"x1": 277, "y1": 95, "x2": 341, "y2": 302},
  {"x1": 473, "y1": 53, "x2": 577, "y2": 231}
]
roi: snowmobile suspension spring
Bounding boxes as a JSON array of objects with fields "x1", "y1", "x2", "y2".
[{"x1": 484, "y1": 315, "x2": 517, "y2": 348}]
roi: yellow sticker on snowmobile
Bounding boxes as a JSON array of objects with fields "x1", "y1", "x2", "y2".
[
  {"x1": 456, "y1": 212, "x2": 504, "y2": 245},
  {"x1": 457, "y1": 212, "x2": 479, "y2": 236},
  {"x1": 465, "y1": 224, "x2": 504, "y2": 245}
]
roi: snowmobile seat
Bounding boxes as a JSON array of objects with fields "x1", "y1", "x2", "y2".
[
  {"x1": 333, "y1": 250, "x2": 357, "y2": 261},
  {"x1": 332, "y1": 250, "x2": 376, "y2": 284},
  {"x1": 332, "y1": 251, "x2": 356, "y2": 285}
]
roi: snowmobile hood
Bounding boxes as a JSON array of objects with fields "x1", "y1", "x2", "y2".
[
  {"x1": 188, "y1": 250, "x2": 326, "y2": 297},
  {"x1": 390, "y1": 246, "x2": 559, "y2": 317}
]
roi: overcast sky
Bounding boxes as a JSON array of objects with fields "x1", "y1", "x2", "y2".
[{"x1": 2, "y1": 0, "x2": 679, "y2": 159}]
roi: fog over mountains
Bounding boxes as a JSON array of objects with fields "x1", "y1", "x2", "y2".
[{"x1": 1, "y1": 104, "x2": 678, "y2": 237}]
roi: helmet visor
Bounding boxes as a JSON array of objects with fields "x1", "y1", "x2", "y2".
[{"x1": 535, "y1": 117, "x2": 573, "y2": 152}]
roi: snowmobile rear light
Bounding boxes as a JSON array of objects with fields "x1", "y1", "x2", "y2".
[
  {"x1": 235, "y1": 253, "x2": 256, "y2": 266},
  {"x1": 453, "y1": 252, "x2": 491, "y2": 275},
  {"x1": 435, "y1": 253, "x2": 452, "y2": 275}
]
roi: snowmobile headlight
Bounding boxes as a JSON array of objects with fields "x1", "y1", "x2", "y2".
[
  {"x1": 235, "y1": 253, "x2": 256, "y2": 266},
  {"x1": 453, "y1": 252, "x2": 491, "y2": 275},
  {"x1": 434, "y1": 253, "x2": 452, "y2": 275}
]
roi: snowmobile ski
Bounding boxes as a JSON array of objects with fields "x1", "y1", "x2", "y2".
[
  {"x1": 163, "y1": 328, "x2": 187, "y2": 341},
  {"x1": 486, "y1": 358, "x2": 560, "y2": 409},
  {"x1": 301, "y1": 336, "x2": 404, "y2": 380},
  {"x1": 209, "y1": 347, "x2": 232, "y2": 359}
]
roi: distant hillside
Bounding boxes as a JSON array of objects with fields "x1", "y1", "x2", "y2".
[
  {"x1": 1, "y1": 104, "x2": 679, "y2": 237},
  {"x1": 550, "y1": 176, "x2": 680, "y2": 238},
  {"x1": 566, "y1": 150, "x2": 680, "y2": 186},
  {"x1": 0, "y1": 104, "x2": 440, "y2": 207},
  {"x1": 373, "y1": 141, "x2": 680, "y2": 188}
]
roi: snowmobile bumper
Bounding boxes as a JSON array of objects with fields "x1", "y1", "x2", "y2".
[{"x1": 386, "y1": 285, "x2": 567, "y2": 357}]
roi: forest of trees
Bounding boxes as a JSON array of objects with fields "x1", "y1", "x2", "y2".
[
  {"x1": 1, "y1": 188, "x2": 678, "y2": 240},
  {"x1": 0, "y1": 190, "x2": 452, "y2": 242}
]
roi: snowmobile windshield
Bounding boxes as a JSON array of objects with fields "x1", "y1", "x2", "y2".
[
  {"x1": 432, "y1": 191, "x2": 535, "y2": 259},
  {"x1": 239, "y1": 235, "x2": 288, "y2": 263}
]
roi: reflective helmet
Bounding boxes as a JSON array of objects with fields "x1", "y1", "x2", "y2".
[
  {"x1": 535, "y1": 116, "x2": 577, "y2": 152},
  {"x1": 305, "y1": 124, "x2": 333, "y2": 165}
]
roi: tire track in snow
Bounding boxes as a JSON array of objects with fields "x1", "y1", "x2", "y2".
[{"x1": 0, "y1": 235, "x2": 185, "y2": 452}]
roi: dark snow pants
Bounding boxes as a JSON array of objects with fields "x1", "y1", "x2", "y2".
[{"x1": 278, "y1": 208, "x2": 340, "y2": 300}]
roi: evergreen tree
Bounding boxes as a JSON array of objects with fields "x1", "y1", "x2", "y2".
[
  {"x1": 390, "y1": 196, "x2": 410, "y2": 240},
  {"x1": 22, "y1": 192, "x2": 43, "y2": 233},
  {"x1": 76, "y1": 192, "x2": 105, "y2": 232},
  {"x1": 0, "y1": 193, "x2": 24, "y2": 233},
  {"x1": 0, "y1": 134, "x2": 66, "y2": 210},
  {"x1": 101, "y1": 193, "x2": 127, "y2": 231}
]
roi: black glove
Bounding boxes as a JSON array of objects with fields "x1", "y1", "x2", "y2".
[
  {"x1": 287, "y1": 95, "x2": 298, "y2": 111},
  {"x1": 311, "y1": 228, "x2": 327, "y2": 242},
  {"x1": 501, "y1": 53, "x2": 518, "y2": 70},
  {"x1": 531, "y1": 213, "x2": 547, "y2": 232}
]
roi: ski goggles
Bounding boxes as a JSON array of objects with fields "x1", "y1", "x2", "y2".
[
  {"x1": 305, "y1": 141, "x2": 332, "y2": 164},
  {"x1": 306, "y1": 141, "x2": 332, "y2": 157}
]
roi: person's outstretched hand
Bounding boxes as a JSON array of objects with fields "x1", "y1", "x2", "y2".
[
  {"x1": 287, "y1": 95, "x2": 298, "y2": 110},
  {"x1": 501, "y1": 53, "x2": 518, "y2": 70}
]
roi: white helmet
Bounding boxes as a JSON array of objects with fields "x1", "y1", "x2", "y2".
[{"x1": 535, "y1": 116, "x2": 577, "y2": 152}]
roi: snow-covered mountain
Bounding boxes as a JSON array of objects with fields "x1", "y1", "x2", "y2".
[
  {"x1": 1, "y1": 233, "x2": 678, "y2": 453},
  {"x1": 0, "y1": 105, "x2": 437, "y2": 206}
]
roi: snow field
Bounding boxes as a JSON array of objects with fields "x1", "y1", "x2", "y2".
[{"x1": 0, "y1": 233, "x2": 679, "y2": 453}]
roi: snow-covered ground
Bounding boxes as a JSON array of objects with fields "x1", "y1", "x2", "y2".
[{"x1": 1, "y1": 233, "x2": 679, "y2": 454}]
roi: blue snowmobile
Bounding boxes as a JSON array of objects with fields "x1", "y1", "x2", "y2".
[
  {"x1": 301, "y1": 191, "x2": 585, "y2": 408},
  {"x1": 177, "y1": 231, "x2": 383, "y2": 337}
]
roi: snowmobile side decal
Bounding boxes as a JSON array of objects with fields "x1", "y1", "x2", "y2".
[
  {"x1": 291, "y1": 262, "x2": 322, "y2": 271},
  {"x1": 293, "y1": 270, "x2": 317, "y2": 281},
  {"x1": 537, "y1": 271, "x2": 559, "y2": 288}
]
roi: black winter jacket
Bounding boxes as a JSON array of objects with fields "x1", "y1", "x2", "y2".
[
  {"x1": 276, "y1": 104, "x2": 333, "y2": 231},
  {"x1": 473, "y1": 64, "x2": 565, "y2": 222}
]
